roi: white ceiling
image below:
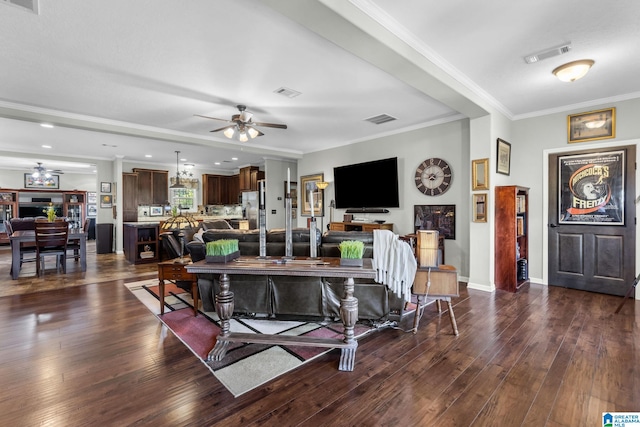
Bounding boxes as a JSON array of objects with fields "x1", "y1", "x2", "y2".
[{"x1": 1, "y1": 0, "x2": 639, "y2": 174}]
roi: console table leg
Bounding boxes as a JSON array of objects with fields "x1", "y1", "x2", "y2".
[
  {"x1": 339, "y1": 277, "x2": 358, "y2": 371},
  {"x1": 209, "y1": 273, "x2": 234, "y2": 362}
]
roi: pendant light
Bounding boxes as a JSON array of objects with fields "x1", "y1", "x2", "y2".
[{"x1": 170, "y1": 150, "x2": 185, "y2": 188}]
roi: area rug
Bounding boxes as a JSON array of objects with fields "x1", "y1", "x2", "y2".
[{"x1": 125, "y1": 279, "x2": 384, "y2": 397}]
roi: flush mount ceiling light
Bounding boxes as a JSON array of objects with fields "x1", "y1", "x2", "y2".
[{"x1": 552, "y1": 59, "x2": 595, "y2": 82}]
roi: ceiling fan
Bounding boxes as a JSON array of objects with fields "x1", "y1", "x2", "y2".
[
  {"x1": 195, "y1": 105, "x2": 287, "y2": 142},
  {"x1": 31, "y1": 162, "x2": 64, "y2": 178}
]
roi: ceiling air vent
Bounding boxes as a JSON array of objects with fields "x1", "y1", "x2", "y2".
[
  {"x1": 274, "y1": 87, "x2": 301, "y2": 98},
  {"x1": 364, "y1": 114, "x2": 397, "y2": 125},
  {"x1": 524, "y1": 43, "x2": 571, "y2": 64},
  {"x1": 1, "y1": 0, "x2": 39, "y2": 14}
]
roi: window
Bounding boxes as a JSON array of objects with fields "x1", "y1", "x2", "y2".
[{"x1": 170, "y1": 188, "x2": 197, "y2": 212}]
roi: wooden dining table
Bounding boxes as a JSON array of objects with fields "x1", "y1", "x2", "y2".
[{"x1": 9, "y1": 229, "x2": 87, "y2": 279}]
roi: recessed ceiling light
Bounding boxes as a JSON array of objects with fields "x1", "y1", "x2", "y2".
[
  {"x1": 145, "y1": 154, "x2": 152, "y2": 158},
  {"x1": 231, "y1": 157, "x2": 238, "y2": 161},
  {"x1": 42, "y1": 145, "x2": 52, "y2": 149},
  {"x1": 40, "y1": 123, "x2": 54, "y2": 128},
  {"x1": 180, "y1": 158, "x2": 187, "y2": 162},
  {"x1": 214, "y1": 162, "x2": 221, "y2": 165}
]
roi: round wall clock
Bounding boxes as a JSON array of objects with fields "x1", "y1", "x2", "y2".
[{"x1": 415, "y1": 158, "x2": 453, "y2": 196}]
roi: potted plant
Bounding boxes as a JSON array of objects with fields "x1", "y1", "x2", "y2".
[
  {"x1": 338, "y1": 240, "x2": 364, "y2": 266},
  {"x1": 43, "y1": 203, "x2": 56, "y2": 222},
  {"x1": 205, "y1": 239, "x2": 240, "y2": 263}
]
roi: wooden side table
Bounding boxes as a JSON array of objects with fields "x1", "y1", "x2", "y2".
[{"x1": 157, "y1": 258, "x2": 199, "y2": 316}]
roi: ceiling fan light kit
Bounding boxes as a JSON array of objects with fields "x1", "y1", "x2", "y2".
[
  {"x1": 196, "y1": 104, "x2": 287, "y2": 142},
  {"x1": 552, "y1": 59, "x2": 594, "y2": 82}
]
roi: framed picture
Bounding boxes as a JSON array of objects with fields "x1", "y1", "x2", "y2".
[
  {"x1": 496, "y1": 138, "x2": 511, "y2": 176},
  {"x1": 0, "y1": 192, "x2": 14, "y2": 202},
  {"x1": 87, "y1": 192, "x2": 97, "y2": 204},
  {"x1": 414, "y1": 204, "x2": 456, "y2": 240},
  {"x1": 472, "y1": 193, "x2": 487, "y2": 223},
  {"x1": 100, "y1": 194, "x2": 112, "y2": 208},
  {"x1": 24, "y1": 173, "x2": 59, "y2": 189},
  {"x1": 300, "y1": 173, "x2": 324, "y2": 217},
  {"x1": 568, "y1": 107, "x2": 616, "y2": 143},
  {"x1": 284, "y1": 181, "x2": 298, "y2": 208},
  {"x1": 101, "y1": 182, "x2": 112, "y2": 193},
  {"x1": 149, "y1": 206, "x2": 163, "y2": 216},
  {"x1": 472, "y1": 158, "x2": 489, "y2": 191},
  {"x1": 87, "y1": 204, "x2": 97, "y2": 217}
]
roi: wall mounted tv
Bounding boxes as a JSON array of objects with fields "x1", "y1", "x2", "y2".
[{"x1": 333, "y1": 157, "x2": 399, "y2": 211}]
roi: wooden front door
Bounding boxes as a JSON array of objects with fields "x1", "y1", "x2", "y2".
[{"x1": 548, "y1": 146, "x2": 635, "y2": 296}]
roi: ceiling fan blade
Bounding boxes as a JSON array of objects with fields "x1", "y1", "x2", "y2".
[
  {"x1": 194, "y1": 114, "x2": 233, "y2": 123},
  {"x1": 210, "y1": 125, "x2": 234, "y2": 133},
  {"x1": 252, "y1": 122, "x2": 288, "y2": 129}
]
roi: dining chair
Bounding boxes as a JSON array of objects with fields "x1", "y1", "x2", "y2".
[
  {"x1": 6, "y1": 220, "x2": 37, "y2": 275},
  {"x1": 35, "y1": 221, "x2": 69, "y2": 276},
  {"x1": 66, "y1": 218, "x2": 89, "y2": 262}
]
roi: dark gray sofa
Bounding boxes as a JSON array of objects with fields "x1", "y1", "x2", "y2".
[{"x1": 186, "y1": 229, "x2": 407, "y2": 321}]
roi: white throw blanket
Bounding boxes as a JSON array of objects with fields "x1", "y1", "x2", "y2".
[{"x1": 372, "y1": 229, "x2": 417, "y2": 302}]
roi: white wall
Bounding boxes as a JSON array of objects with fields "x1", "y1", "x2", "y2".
[{"x1": 298, "y1": 119, "x2": 471, "y2": 277}]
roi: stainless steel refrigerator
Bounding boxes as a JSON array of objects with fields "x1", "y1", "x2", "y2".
[{"x1": 241, "y1": 191, "x2": 258, "y2": 229}]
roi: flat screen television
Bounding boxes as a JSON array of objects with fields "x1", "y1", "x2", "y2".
[{"x1": 333, "y1": 157, "x2": 399, "y2": 210}]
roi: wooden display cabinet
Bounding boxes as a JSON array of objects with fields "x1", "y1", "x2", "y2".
[
  {"x1": 63, "y1": 191, "x2": 86, "y2": 230},
  {"x1": 495, "y1": 185, "x2": 529, "y2": 292},
  {"x1": 123, "y1": 223, "x2": 159, "y2": 264},
  {"x1": 0, "y1": 190, "x2": 19, "y2": 245}
]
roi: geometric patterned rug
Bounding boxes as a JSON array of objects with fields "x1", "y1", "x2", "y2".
[{"x1": 125, "y1": 279, "x2": 383, "y2": 397}]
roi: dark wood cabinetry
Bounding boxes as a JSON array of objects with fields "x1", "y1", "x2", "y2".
[
  {"x1": 122, "y1": 173, "x2": 138, "y2": 222},
  {"x1": 239, "y1": 166, "x2": 263, "y2": 191},
  {"x1": 495, "y1": 185, "x2": 529, "y2": 292},
  {"x1": 122, "y1": 169, "x2": 168, "y2": 222},
  {"x1": 203, "y1": 174, "x2": 240, "y2": 205},
  {"x1": 123, "y1": 223, "x2": 159, "y2": 264},
  {"x1": 133, "y1": 168, "x2": 168, "y2": 205}
]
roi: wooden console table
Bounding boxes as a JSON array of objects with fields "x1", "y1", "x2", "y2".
[
  {"x1": 158, "y1": 258, "x2": 199, "y2": 316},
  {"x1": 186, "y1": 256, "x2": 376, "y2": 371},
  {"x1": 329, "y1": 221, "x2": 393, "y2": 232}
]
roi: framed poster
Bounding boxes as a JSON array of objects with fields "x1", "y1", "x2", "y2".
[
  {"x1": 100, "y1": 194, "x2": 113, "y2": 209},
  {"x1": 496, "y1": 138, "x2": 511, "y2": 175},
  {"x1": 414, "y1": 204, "x2": 456, "y2": 239},
  {"x1": 101, "y1": 182, "x2": 112, "y2": 193},
  {"x1": 87, "y1": 192, "x2": 97, "y2": 204},
  {"x1": 568, "y1": 107, "x2": 615, "y2": 143},
  {"x1": 87, "y1": 204, "x2": 97, "y2": 217},
  {"x1": 300, "y1": 173, "x2": 324, "y2": 217},
  {"x1": 24, "y1": 173, "x2": 59, "y2": 189},
  {"x1": 558, "y1": 150, "x2": 625, "y2": 225}
]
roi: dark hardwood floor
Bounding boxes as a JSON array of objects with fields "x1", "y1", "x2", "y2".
[{"x1": 0, "y1": 244, "x2": 638, "y2": 426}]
